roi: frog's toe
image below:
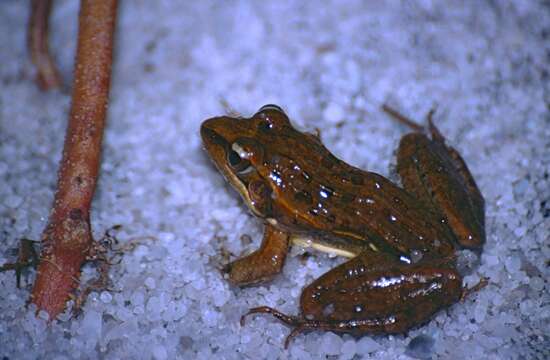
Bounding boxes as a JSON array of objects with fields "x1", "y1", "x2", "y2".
[
  {"x1": 241, "y1": 306, "x2": 312, "y2": 348},
  {"x1": 241, "y1": 306, "x2": 301, "y2": 326},
  {"x1": 284, "y1": 324, "x2": 310, "y2": 349}
]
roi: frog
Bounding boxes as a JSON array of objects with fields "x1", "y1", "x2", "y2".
[{"x1": 200, "y1": 104, "x2": 486, "y2": 347}]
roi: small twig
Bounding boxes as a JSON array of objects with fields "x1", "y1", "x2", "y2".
[
  {"x1": 460, "y1": 277, "x2": 489, "y2": 302},
  {"x1": 28, "y1": 0, "x2": 62, "y2": 90},
  {"x1": 381, "y1": 104, "x2": 425, "y2": 132},
  {"x1": 0, "y1": 239, "x2": 39, "y2": 288},
  {"x1": 219, "y1": 97, "x2": 241, "y2": 117},
  {"x1": 30, "y1": 0, "x2": 118, "y2": 319}
]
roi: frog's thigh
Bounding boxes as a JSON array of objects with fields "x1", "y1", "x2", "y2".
[
  {"x1": 225, "y1": 224, "x2": 290, "y2": 286},
  {"x1": 397, "y1": 134, "x2": 485, "y2": 249},
  {"x1": 300, "y1": 252, "x2": 462, "y2": 333}
]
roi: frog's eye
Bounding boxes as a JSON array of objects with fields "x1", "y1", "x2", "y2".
[
  {"x1": 227, "y1": 142, "x2": 253, "y2": 174},
  {"x1": 255, "y1": 104, "x2": 290, "y2": 131},
  {"x1": 257, "y1": 119, "x2": 272, "y2": 132}
]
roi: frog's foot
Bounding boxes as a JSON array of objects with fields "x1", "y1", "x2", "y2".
[
  {"x1": 241, "y1": 306, "x2": 369, "y2": 349},
  {"x1": 241, "y1": 305, "x2": 422, "y2": 349},
  {"x1": 223, "y1": 254, "x2": 281, "y2": 286},
  {"x1": 241, "y1": 306, "x2": 322, "y2": 348},
  {"x1": 224, "y1": 225, "x2": 290, "y2": 286}
]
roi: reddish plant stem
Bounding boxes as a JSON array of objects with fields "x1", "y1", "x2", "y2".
[
  {"x1": 28, "y1": 0, "x2": 62, "y2": 91},
  {"x1": 31, "y1": 0, "x2": 118, "y2": 319}
]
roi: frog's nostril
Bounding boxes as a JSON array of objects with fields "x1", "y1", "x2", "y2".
[{"x1": 200, "y1": 124, "x2": 226, "y2": 146}]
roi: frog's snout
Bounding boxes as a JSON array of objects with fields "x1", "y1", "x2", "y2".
[{"x1": 201, "y1": 117, "x2": 228, "y2": 148}]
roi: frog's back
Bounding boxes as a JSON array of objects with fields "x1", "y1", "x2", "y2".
[{"x1": 261, "y1": 127, "x2": 456, "y2": 263}]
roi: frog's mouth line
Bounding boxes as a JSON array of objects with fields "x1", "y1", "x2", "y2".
[{"x1": 201, "y1": 125, "x2": 264, "y2": 218}]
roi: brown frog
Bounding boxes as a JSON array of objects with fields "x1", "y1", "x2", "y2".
[{"x1": 200, "y1": 104, "x2": 486, "y2": 347}]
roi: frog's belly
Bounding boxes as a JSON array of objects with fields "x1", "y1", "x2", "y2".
[{"x1": 290, "y1": 233, "x2": 373, "y2": 258}]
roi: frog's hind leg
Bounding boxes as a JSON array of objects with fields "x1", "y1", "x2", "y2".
[
  {"x1": 426, "y1": 108, "x2": 485, "y2": 220},
  {"x1": 224, "y1": 224, "x2": 290, "y2": 286},
  {"x1": 382, "y1": 105, "x2": 485, "y2": 249},
  {"x1": 242, "y1": 251, "x2": 464, "y2": 347},
  {"x1": 438, "y1": 140, "x2": 485, "y2": 235}
]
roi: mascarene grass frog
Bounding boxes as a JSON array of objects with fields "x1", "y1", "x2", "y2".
[{"x1": 201, "y1": 104, "x2": 486, "y2": 347}]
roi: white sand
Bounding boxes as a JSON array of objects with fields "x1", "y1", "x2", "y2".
[{"x1": 1, "y1": 1, "x2": 549, "y2": 359}]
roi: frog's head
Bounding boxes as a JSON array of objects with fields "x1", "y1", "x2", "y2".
[{"x1": 201, "y1": 105, "x2": 291, "y2": 218}]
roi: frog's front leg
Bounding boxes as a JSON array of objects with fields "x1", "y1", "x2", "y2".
[
  {"x1": 224, "y1": 224, "x2": 290, "y2": 286},
  {"x1": 242, "y1": 251, "x2": 464, "y2": 347}
]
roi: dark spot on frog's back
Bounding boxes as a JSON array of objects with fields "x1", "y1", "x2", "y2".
[
  {"x1": 321, "y1": 155, "x2": 337, "y2": 169},
  {"x1": 350, "y1": 172, "x2": 364, "y2": 185},
  {"x1": 309, "y1": 208, "x2": 319, "y2": 216},
  {"x1": 340, "y1": 193, "x2": 355, "y2": 203},
  {"x1": 294, "y1": 190, "x2": 313, "y2": 204}
]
